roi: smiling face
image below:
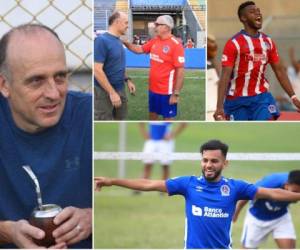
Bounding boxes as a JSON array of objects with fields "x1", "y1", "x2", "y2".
[
  {"x1": 0, "y1": 29, "x2": 68, "y2": 133},
  {"x1": 201, "y1": 150, "x2": 228, "y2": 182},
  {"x1": 240, "y1": 4, "x2": 263, "y2": 30}
]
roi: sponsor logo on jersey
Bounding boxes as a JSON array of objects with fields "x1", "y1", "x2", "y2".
[
  {"x1": 192, "y1": 205, "x2": 229, "y2": 218},
  {"x1": 220, "y1": 185, "x2": 230, "y2": 196},
  {"x1": 195, "y1": 186, "x2": 203, "y2": 192},
  {"x1": 244, "y1": 53, "x2": 267, "y2": 62},
  {"x1": 163, "y1": 45, "x2": 170, "y2": 53},
  {"x1": 265, "y1": 201, "x2": 282, "y2": 211},
  {"x1": 150, "y1": 53, "x2": 164, "y2": 63},
  {"x1": 178, "y1": 56, "x2": 185, "y2": 63}
]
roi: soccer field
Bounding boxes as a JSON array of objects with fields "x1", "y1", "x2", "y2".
[
  {"x1": 94, "y1": 122, "x2": 300, "y2": 248},
  {"x1": 125, "y1": 68, "x2": 205, "y2": 120}
]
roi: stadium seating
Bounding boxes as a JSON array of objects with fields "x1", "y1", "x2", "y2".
[
  {"x1": 94, "y1": 0, "x2": 116, "y2": 31},
  {"x1": 130, "y1": 0, "x2": 186, "y2": 11},
  {"x1": 115, "y1": 0, "x2": 129, "y2": 13},
  {"x1": 187, "y1": 0, "x2": 205, "y2": 30}
]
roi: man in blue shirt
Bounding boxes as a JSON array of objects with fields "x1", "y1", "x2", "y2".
[
  {"x1": 95, "y1": 140, "x2": 300, "y2": 249},
  {"x1": 233, "y1": 171, "x2": 300, "y2": 248},
  {"x1": 0, "y1": 24, "x2": 92, "y2": 248},
  {"x1": 94, "y1": 11, "x2": 136, "y2": 120}
]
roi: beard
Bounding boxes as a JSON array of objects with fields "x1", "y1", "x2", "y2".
[{"x1": 202, "y1": 168, "x2": 223, "y2": 182}]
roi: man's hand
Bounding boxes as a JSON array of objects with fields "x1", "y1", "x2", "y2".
[
  {"x1": 291, "y1": 96, "x2": 300, "y2": 112},
  {"x1": 94, "y1": 177, "x2": 112, "y2": 191},
  {"x1": 213, "y1": 109, "x2": 226, "y2": 121},
  {"x1": 52, "y1": 207, "x2": 92, "y2": 246},
  {"x1": 127, "y1": 80, "x2": 136, "y2": 95},
  {"x1": 169, "y1": 94, "x2": 179, "y2": 105},
  {"x1": 109, "y1": 91, "x2": 122, "y2": 108},
  {"x1": 9, "y1": 220, "x2": 45, "y2": 249}
]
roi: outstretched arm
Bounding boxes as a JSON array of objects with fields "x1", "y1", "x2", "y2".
[
  {"x1": 122, "y1": 40, "x2": 144, "y2": 54},
  {"x1": 233, "y1": 200, "x2": 248, "y2": 222},
  {"x1": 94, "y1": 177, "x2": 167, "y2": 192},
  {"x1": 255, "y1": 187, "x2": 300, "y2": 202}
]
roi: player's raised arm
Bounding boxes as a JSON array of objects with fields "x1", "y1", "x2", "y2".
[
  {"x1": 255, "y1": 187, "x2": 300, "y2": 202},
  {"x1": 214, "y1": 66, "x2": 233, "y2": 120},
  {"x1": 94, "y1": 177, "x2": 167, "y2": 192}
]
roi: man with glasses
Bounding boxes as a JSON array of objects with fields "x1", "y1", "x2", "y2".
[{"x1": 123, "y1": 15, "x2": 185, "y2": 120}]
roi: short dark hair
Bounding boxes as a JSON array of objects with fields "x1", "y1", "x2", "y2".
[
  {"x1": 108, "y1": 11, "x2": 121, "y2": 26},
  {"x1": 238, "y1": 1, "x2": 256, "y2": 19},
  {"x1": 0, "y1": 23, "x2": 61, "y2": 79},
  {"x1": 200, "y1": 140, "x2": 229, "y2": 158},
  {"x1": 288, "y1": 170, "x2": 300, "y2": 185}
]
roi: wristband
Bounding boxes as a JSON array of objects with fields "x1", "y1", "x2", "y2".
[
  {"x1": 291, "y1": 94, "x2": 297, "y2": 101},
  {"x1": 124, "y1": 77, "x2": 131, "y2": 82}
]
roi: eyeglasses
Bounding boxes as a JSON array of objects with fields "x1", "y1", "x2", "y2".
[{"x1": 154, "y1": 23, "x2": 165, "y2": 27}]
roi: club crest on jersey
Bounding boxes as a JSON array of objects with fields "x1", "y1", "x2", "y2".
[
  {"x1": 264, "y1": 41, "x2": 271, "y2": 50},
  {"x1": 220, "y1": 185, "x2": 230, "y2": 196},
  {"x1": 268, "y1": 104, "x2": 277, "y2": 113},
  {"x1": 163, "y1": 45, "x2": 170, "y2": 53}
]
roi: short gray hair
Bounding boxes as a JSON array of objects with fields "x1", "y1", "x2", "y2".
[{"x1": 160, "y1": 15, "x2": 174, "y2": 29}]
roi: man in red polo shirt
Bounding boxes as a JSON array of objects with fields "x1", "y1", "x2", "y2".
[{"x1": 123, "y1": 15, "x2": 185, "y2": 120}]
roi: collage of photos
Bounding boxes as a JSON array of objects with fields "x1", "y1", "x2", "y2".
[{"x1": 0, "y1": 0, "x2": 300, "y2": 249}]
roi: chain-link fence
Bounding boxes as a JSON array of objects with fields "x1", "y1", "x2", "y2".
[{"x1": 0, "y1": 0, "x2": 92, "y2": 92}]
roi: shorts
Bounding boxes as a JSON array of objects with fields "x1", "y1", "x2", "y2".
[
  {"x1": 143, "y1": 139, "x2": 174, "y2": 165},
  {"x1": 224, "y1": 92, "x2": 280, "y2": 121},
  {"x1": 241, "y1": 211, "x2": 296, "y2": 248},
  {"x1": 94, "y1": 86, "x2": 127, "y2": 120},
  {"x1": 149, "y1": 91, "x2": 177, "y2": 118}
]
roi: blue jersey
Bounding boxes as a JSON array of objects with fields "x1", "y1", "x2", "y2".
[
  {"x1": 149, "y1": 122, "x2": 171, "y2": 140},
  {"x1": 249, "y1": 173, "x2": 290, "y2": 221},
  {"x1": 224, "y1": 92, "x2": 280, "y2": 120},
  {"x1": 94, "y1": 32, "x2": 125, "y2": 91},
  {"x1": 166, "y1": 176, "x2": 257, "y2": 249},
  {"x1": 0, "y1": 92, "x2": 92, "y2": 248}
]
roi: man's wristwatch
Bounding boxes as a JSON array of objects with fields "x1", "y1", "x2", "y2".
[
  {"x1": 173, "y1": 91, "x2": 180, "y2": 97},
  {"x1": 124, "y1": 77, "x2": 131, "y2": 82}
]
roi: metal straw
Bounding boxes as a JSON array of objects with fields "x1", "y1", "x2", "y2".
[{"x1": 22, "y1": 165, "x2": 43, "y2": 210}]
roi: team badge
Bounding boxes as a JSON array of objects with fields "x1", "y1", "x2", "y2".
[
  {"x1": 268, "y1": 104, "x2": 277, "y2": 113},
  {"x1": 264, "y1": 41, "x2": 271, "y2": 50},
  {"x1": 162, "y1": 45, "x2": 170, "y2": 53},
  {"x1": 220, "y1": 185, "x2": 230, "y2": 196}
]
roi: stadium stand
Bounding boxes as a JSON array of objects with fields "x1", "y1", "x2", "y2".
[{"x1": 94, "y1": 0, "x2": 116, "y2": 32}]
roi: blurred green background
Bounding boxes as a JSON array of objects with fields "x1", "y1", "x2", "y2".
[{"x1": 94, "y1": 122, "x2": 300, "y2": 248}]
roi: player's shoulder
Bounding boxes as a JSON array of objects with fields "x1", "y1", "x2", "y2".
[
  {"x1": 169, "y1": 36, "x2": 183, "y2": 47},
  {"x1": 223, "y1": 177, "x2": 253, "y2": 187},
  {"x1": 257, "y1": 172, "x2": 288, "y2": 187},
  {"x1": 67, "y1": 91, "x2": 92, "y2": 110},
  {"x1": 226, "y1": 31, "x2": 243, "y2": 43}
]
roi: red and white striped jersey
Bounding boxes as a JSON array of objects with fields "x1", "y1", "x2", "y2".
[
  {"x1": 142, "y1": 35, "x2": 185, "y2": 95},
  {"x1": 222, "y1": 30, "x2": 279, "y2": 97}
]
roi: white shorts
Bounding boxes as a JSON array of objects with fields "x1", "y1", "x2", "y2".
[
  {"x1": 241, "y1": 211, "x2": 296, "y2": 248},
  {"x1": 142, "y1": 139, "x2": 174, "y2": 165}
]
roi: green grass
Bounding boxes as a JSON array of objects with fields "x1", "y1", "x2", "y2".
[
  {"x1": 94, "y1": 122, "x2": 300, "y2": 248},
  {"x1": 125, "y1": 68, "x2": 205, "y2": 120}
]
